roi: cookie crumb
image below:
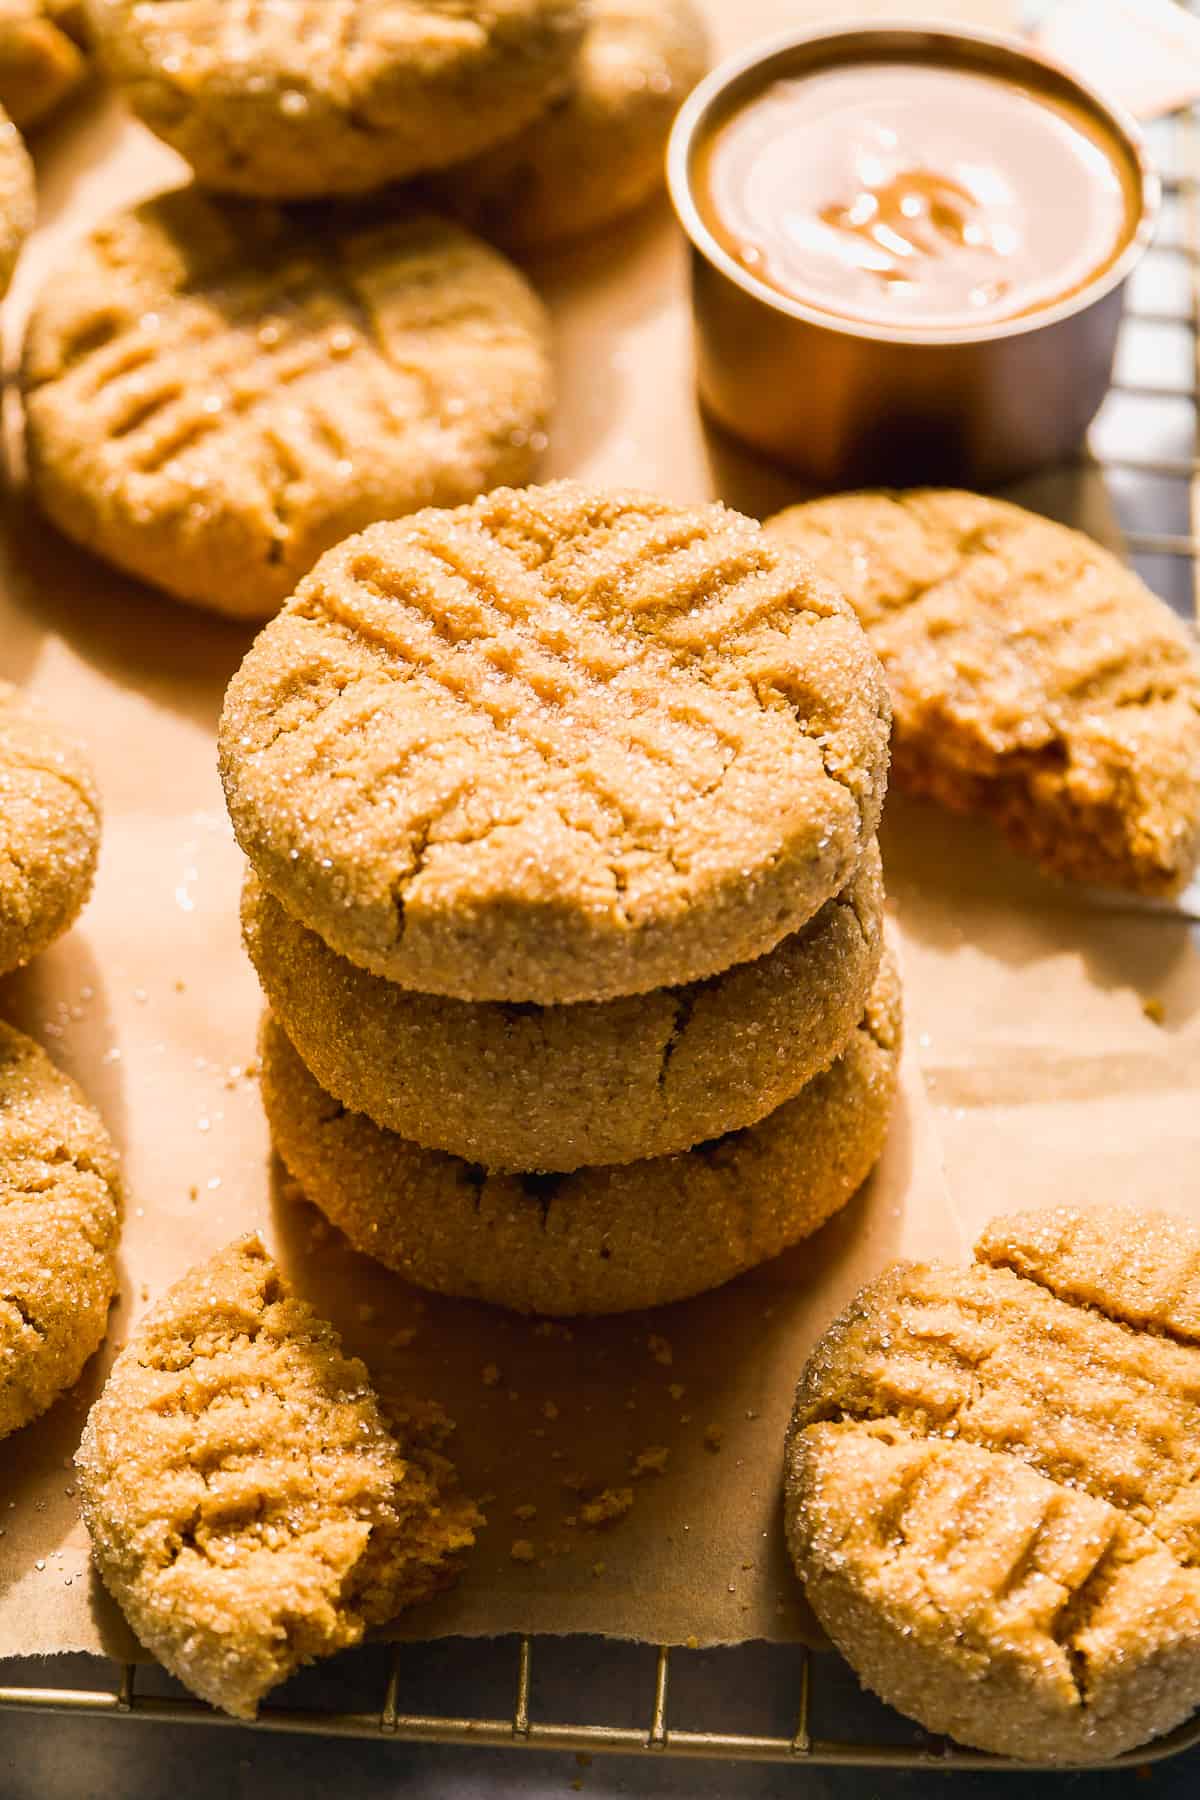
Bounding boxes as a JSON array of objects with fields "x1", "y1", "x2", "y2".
[
  {"x1": 1143, "y1": 996, "x2": 1166, "y2": 1025},
  {"x1": 647, "y1": 1334, "x2": 673, "y2": 1366},
  {"x1": 481, "y1": 1363, "x2": 501, "y2": 1387},
  {"x1": 590, "y1": 1562, "x2": 605, "y2": 1577},
  {"x1": 579, "y1": 1487, "x2": 634, "y2": 1528},
  {"x1": 513, "y1": 1503, "x2": 537, "y2": 1522},
  {"x1": 630, "y1": 1446, "x2": 669, "y2": 1478},
  {"x1": 541, "y1": 1400, "x2": 559, "y2": 1421},
  {"x1": 703, "y1": 1425, "x2": 723, "y2": 1452},
  {"x1": 510, "y1": 1539, "x2": 536, "y2": 1564},
  {"x1": 668, "y1": 1383, "x2": 685, "y2": 1400}
]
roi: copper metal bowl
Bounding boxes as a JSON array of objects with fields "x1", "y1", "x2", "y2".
[{"x1": 666, "y1": 22, "x2": 1160, "y2": 489}]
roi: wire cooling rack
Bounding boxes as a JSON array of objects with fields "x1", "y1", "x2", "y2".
[
  {"x1": 2, "y1": 1635, "x2": 1200, "y2": 1771},
  {"x1": 4, "y1": 44, "x2": 1200, "y2": 1789}
]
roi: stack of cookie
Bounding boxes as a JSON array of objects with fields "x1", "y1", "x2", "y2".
[{"x1": 220, "y1": 480, "x2": 899, "y2": 1316}]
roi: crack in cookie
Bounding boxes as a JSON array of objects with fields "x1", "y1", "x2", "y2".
[{"x1": 258, "y1": 951, "x2": 902, "y2": 1316}]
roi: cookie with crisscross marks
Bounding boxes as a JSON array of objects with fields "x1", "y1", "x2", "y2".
[
  {"x1": 22, "y1": 191, "x2": 552, "y2": 619},
  {"x1": 260, "y1": 951, "x2": 901, "y2": 1315},
  {"x1": 77, "y1": 1235, "x2": 479, "y2": 1718},
  {"x1": 786, "y1": 1205, "x2": 1200, "y2": 1762},
  {"x1": 219, "y1": 482, "x2": 891, "y2": 1002},
  {"x1": 766, "y1": 490, "x2": 1200, "y2": 895},
  {"x1": 88, "y1": 0, "x2": 585, "y2": 197},
  {"x1": 0, "y1": 1019, "x2": 121, "y2": 1442}
]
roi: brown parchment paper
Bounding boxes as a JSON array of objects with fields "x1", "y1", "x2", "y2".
[{"x1": 15, "y1": 0, "x2": 1179, "y2": 1667}]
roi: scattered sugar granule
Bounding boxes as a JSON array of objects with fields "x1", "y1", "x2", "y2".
[
  {"x1": 579, "y1": 1487, "x2": 634, "y2": 1528},
  {"x1": 630, "y1": 1446, "x2": 669, "y2": 1478},
  {"x1": 480, "y1": 1363, "x2": 501, "y2": 1387},
  {"x1": 704, "y1": 1425, "x2": 723, "y2": 1452},
  {"x1": 510, "y1": 1539, "x2": 536, "y2": 1563},
  {"x1": 647, "y1": 1334, "x2": 673, "y2": 1367}
]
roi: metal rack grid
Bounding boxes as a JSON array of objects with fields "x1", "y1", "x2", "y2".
[
  {"x1": 4, "y1": 49, "x2": 1200, "y2": 1791},
  {"x1": 1, "y1": 1637, "x2": 1200, "y2": 1771}
]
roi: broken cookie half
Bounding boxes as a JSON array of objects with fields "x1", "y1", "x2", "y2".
[
  {"x1": 76, "y1": 1235, "x2": 479, "y2": 1719},
  {"x1": 785, "y1": 1205, "x2": 1200, "y2": 1763}
]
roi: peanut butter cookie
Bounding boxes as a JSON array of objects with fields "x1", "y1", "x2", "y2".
[
  {"x1": 0, "y1": 682, "x2": 101, "y2": 977},
  {"x1": 89, "y1": 0, "x2": 585, "y2": 197},
  {"x1": 786, "y1": 1205, "x2": 1200, "y2": 1762},
  {"x1": 0, "y1": 102, "x2": 32, "y2": 293},
  {"x1": 0, "y1": 1, "x2": 88, "y2": 132},
  {"x1": 260, "y1": 952, "x2": 901, "y2": 1316},
  {"x1": 220, "y1": 482, "x2": 890, "y2": 1002},
  {"x1": 77, "y1": 1235, "x2": 479, "y2": 1719},
  {"x1": 0, "y1": 1019, "x2": 121, "y2": 1441},
  {"x1": 242, "y1": 841, "x2": 884, "y2": 1171},
  {"x1": 765, "y1": 490, "x2": 1200, "y2": 895},
  {"x1": 436, "y1": 0, "x2": 709, "y2": 249},
  {"x1": 23, "y1": 193, "x2": 551, "y2": 620}
]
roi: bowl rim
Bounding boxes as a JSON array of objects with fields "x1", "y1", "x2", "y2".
[{"x1": 666, "y1": 18, "x2": 1162, "y2": 348}]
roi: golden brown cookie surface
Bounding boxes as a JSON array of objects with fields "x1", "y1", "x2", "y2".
[
  {"x1": 0, "y1": 1019, "x2": 121, "y2": 1441},
  {"x1": 23, "y1": 193, "x2": 552, "y2": 619},
  {"x1": 242, "y1": 841, "x2": 884, "y2": 1171},
  {"x1": 221, "y1": 482, "x2": 890, "y2": 1002},
  {"x1": 77, "y1": 1235, "x2": 479, "y2": 1719},
  {"x1": 0, "y1": 102, "x2": 32, "y2": 294},
  {"x1": 89, "y1": 0, "x2": 585, "y2": 196},
  {"x1": 0, "y1": 1, "x2": 88, "y2": 132},
  {"x1": 436, "y1": 0, "x2": 709, "y2": 248},
  {"x1": 260, "y1": 952, "x2": 902, "y2": 1315},
  {"x1": 765, "y1": 490, "x2": 1200, "y2": 895},
  {"x1": 0, "y1": 681, "x2": 101, "y2": 976},
  {"x1": 786, "y1": 1205, "x2": 1200, "y2": 1762}
]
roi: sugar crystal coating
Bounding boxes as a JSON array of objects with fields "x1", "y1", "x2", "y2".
[
  {"x1": 0, "y1": 681, "x2": 101, "y2": 977},
  {"x1": 766, "y1": 489, "x2": 1200, "y2": 894},
  {"x1": 0, "y1": 1018, "x2": 121, "y2": 1441},
  {"x1": 260, "y1": 952, "x2": 902, "y2": 1315},
  {"x1": 786, "y1": 1204, "x2": 1200, "y2": 1762},
  {"x1": 221, "y1": 481, "x2": 891, "y2": 1002},
  {"x1": 77, "y1": 1235, "x2": 479, "y2": 1719},
  {"x1": 241, "y1": 840, "x2": 884, "y2": 1171}
]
